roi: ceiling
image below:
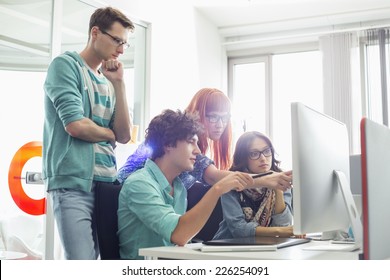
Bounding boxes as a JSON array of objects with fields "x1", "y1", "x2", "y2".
[
  {"x1": 2, "y1": 0, "x2": 390, "y2": 68},
  {"x1": 193, "y1": 0, "x2": 390, "y2": 51},
  {"x1": 194, "y1": 0, "x2": 390, "y2": 29}
]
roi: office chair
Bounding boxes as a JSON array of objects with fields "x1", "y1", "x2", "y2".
[
  {"x1": 187, "y1": 182, "x2": 223, "y2": 242},
  {"x1": 95, "y1": 182, "x2": 122, "y2": 260},
  {"x1": 0, "y1": 215, "x2": 43, "y2": 260}
]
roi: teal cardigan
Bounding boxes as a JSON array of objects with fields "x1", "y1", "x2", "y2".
[{"x1": 43, "y1": 51, "x2": 95, "y2": 192}]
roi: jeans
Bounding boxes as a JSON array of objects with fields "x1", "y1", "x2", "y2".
[{"x1": 49, "y1": 182, "x2": 99, "y2": 260}]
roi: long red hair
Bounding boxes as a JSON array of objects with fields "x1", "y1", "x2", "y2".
[{"x1": 185, "y1": 88, "x2": 232, "y2": 170}]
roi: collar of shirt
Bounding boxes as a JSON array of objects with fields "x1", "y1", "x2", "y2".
[{"x1": 144, "y1": 159, "x2": 184, "y2": 197}]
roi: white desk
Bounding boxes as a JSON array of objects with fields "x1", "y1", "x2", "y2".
[{"x1": 139, "y1": 240, "x2": 361, "y2": 260}]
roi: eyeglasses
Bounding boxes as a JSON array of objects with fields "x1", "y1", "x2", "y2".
[
  {"x1": 248, "y1": 147, "x2": 273, "y2": 160},
  {"x1": 101, "y1": 30, "x2": 130, "y2": 50},
  {"x1": 205, "y1": 114, "x2": 230, "y2": 124}
]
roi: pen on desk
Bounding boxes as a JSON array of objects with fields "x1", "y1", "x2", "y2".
[{"x1": 252, "y1": 171, "x2": 273, "y2": 179}]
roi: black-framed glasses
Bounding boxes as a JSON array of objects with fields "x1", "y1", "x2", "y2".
[
  {"x1": 248, "y1": 147, "x2": 273, "y2": 160},
  {"x1": 205, "y1": 114, "x2": 230, "y2": 124},
  {"x1": 101, "y1": 30, "x2": 130, "y2": 49}
]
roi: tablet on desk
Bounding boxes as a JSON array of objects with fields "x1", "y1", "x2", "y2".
[
  {"x1": 201, "y1": 244, "x2": 277, "y2": 252},
  {"x1": 201, "y1": 236, "x2": 310, "y2": 252}
]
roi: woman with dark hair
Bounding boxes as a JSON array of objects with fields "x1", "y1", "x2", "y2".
[{"x1": 213, "y1": 131, "x2": 295, "y2": 239}]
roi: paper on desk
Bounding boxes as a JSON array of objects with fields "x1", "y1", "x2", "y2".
[{"x1": 184, "y1": 243, "x2": 204, "y2": 250}]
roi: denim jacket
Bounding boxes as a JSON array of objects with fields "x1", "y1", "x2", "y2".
[{"x1": 213, "y1": 188, "x2": 293, "y2": 239}]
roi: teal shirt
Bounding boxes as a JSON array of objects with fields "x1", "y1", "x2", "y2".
[{"x1": 117, "y1": 159, "x2": 187, "y2": 259}]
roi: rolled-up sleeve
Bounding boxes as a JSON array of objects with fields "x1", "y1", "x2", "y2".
[
  {"x1": 45, "y1": 55, "x2": 85, "y2": 127},
  {"x1": 189, "y1": 154, "x2": 214, "y2": 185},
  {"x1": 180, "y1": 154, "x2": 214, "y2": 190},
  {"x1": 221, "y1": 191, "x2": 258, "y2": 238}
]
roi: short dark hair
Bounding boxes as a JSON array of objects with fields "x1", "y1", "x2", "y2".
[
  {"x1": 89, "y1": 6, "x2": 134, "y2": 35},
  {"x1": 145, "y1": 109, "x2": 204, "y2": 160}
]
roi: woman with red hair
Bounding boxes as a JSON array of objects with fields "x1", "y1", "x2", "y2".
[
  {"x1": 117, "y1": 88, "x2": 292, "y2": 191},
  {"x1": 118, "y1": 88, "x2": 233, "y2": 187},
  {"x1": 185, "y1": 88, "x2": 232, "y2": 171}
]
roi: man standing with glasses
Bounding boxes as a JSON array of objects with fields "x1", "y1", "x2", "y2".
[{"x1": 43, "y1": 7, "x2": 134, "y2": 259}]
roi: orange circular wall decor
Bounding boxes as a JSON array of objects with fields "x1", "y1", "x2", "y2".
[{"x1": 8, "y1": 141, "x2": 45, "y2": 215}]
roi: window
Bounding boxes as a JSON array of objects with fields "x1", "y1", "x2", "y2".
[
  {"x1": 271, "y1": 51, "x2": 322, "y2": 169},
  {"x1": 229, "y1": 50, "x2": 322, "y2": 170},
  {"x1": 363, "y1": 29, "x2": 390, "y2": 126},
  {"x1": 228, "y1": 57, "x2": 268, "y2": 143}
]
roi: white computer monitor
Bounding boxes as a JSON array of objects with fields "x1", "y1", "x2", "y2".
[
  {"x1": 361, "y1": 118, "x2": 390, "y2": 259},
  {"x1": 291, "y1": 102, "x2": 362, "y2": 245}
]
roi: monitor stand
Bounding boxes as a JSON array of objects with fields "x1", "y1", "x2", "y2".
[
  {"x1": 333, "y1": 170, "x2": 363, "y2": 247},
  {"x1": 320, "y1": 230, "x2": 351, "y2": 242},
  {"x1": 303, "y1": 171, "x2": 362, "y2": 252}
]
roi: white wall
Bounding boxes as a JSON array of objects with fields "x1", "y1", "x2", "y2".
[
  {"x1": 0, "y1": 71, "x2": 46, "y2": 217},
  {"x1": 194, "y1": 9, "x2": 228, "y2": 92},
  {"x1": 108, "y1": 0, "x2": 225, "y2": 119}
]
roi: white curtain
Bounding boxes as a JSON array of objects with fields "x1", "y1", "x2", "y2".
[
  {"x1": 365, "y1": 28, "x2": 390, "y2": 127},
  {"x1": 319, "y1": 33, "x2": 361, "y2": 154}
]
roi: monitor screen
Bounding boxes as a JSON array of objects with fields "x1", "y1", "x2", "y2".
[{"x1": 291, "y1": 102, "x2": 362, "y2": 242}]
